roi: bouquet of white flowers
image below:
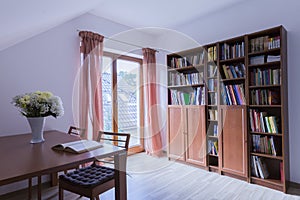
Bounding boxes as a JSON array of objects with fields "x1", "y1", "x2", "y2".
[{"x1": 12, "y1": 91, "x2": 64, "y2": 118}]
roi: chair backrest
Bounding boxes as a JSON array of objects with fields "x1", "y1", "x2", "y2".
[
  {"x1": 68, "y1": 126, "x2": 86, "y2": 138},
  {"x1": 97, "y1": 131, "x2": 130, "y2": 150}
]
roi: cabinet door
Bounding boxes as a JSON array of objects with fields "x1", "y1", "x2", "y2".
[
  {"x1": 220, "y1": 106, "x2": 247, "y2": 177},
  {"x1": 168, "y1": 106, "x2": 185, "y2": 161},
  {"x1": 186, "y1": 106, "x2": 207, "y2": 166}
]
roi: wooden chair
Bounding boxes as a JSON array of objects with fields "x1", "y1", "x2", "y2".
[
  {"x1": 58, "y1": 131, "x2": 130, "y2": 200},
  {"x1": 62, "y1": 126, "x2": 86, "y2": 173},
  {"x1": 68, "y1": 126, "x2": 86, "y2": 138},
  {"x1": 96, "y1": 131, "x2": 130, "y2": 165}
]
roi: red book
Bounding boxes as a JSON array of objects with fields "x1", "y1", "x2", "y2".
[
  {"x1": 228, "y1": 85, "x2": 237, "y2": 105},
  {"x1": 280, "y1": 162, "x2": 284, "y2": 183}
]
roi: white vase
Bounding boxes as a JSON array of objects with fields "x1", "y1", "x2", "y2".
[{"x1": 27, "y1": 117, "x2": 46, "y2": 144}]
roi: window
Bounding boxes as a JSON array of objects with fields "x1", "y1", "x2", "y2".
[{"x1": 102, "y1": 52, "x2": 144, "y2": 153}]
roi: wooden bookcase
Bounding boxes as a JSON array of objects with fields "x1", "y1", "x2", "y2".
[
  {"x1": 166, "y1": 25, "x2": 288, "y2": 192},
  {"x1": 247, "y1": 26, "x2": 288, "y2": 192},
  {"x1": 205, "y1": 43, "x2": 220, "y2": 172},
  {"x1": 167, "y1": 47, "x2": 207, "y2": 168},
  {"x1": 218, "y1": 36, "x2": 248, "y2": 180}
]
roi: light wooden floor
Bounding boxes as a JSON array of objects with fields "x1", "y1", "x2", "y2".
[{"x1": 1, "y1": 153, "x2": 300, "y2": 200}]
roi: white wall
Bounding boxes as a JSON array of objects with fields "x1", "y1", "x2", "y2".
[
  {"x1": 165, "y1": 0, "x2": 300, "y2": 184},
  {"x1": 0, "y1": 13, "x2": 155, "y2": 136}
]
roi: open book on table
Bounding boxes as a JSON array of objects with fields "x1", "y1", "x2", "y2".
[{"x1": 52, "y1": 140, "x2": 103, "y2": 154}]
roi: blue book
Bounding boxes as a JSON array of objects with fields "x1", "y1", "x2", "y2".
[{"x1": 229, "y1": 65, "x2": 238, "y2": 78}]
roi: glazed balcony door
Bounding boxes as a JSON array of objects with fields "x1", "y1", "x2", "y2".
[{"x1": 102, "y1": 53, "x2": 144, "y2": 153}]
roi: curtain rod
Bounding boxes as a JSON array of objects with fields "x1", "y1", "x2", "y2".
[{"x1": 77, "y1": 29, "x2": 159, "y2": 53}]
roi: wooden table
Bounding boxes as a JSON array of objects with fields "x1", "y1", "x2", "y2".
[{"x1": 0, "y1": 130, "x2": 127, "y2": 200}]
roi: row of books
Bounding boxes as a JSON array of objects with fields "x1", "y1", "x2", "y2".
[
  {"x1": 249, "y1": 55, "x2": 264, "y2": 65},
  {"x1": 251, "y1": 156, "x2": 269, "y2": 179},
  {"x1": 222, "y1": 63, "x2": 246, "y2": 79},
  {"x1": 249, "y1": 55, "x2": 281, "y2": 65},
  {"x1": 208, "y1": 140, "x2": 218, "y2": 156},
  {"x1": 169, "y1": 53, "x2": 205, "y2": 68},
  {"x1": 249, "y1": 36, "x2": 280, "y2": 53},
  {"x1": 267, "y1": 55, "x2": 281, "y2": 62},
  {"x1": 250, "y1": 89, "x2": 280, "y2": 105},
  {"x1": 207, "y1": 46, "x2": 217, "y2": 61},
  {"x1": 168, "y1": 72, "x2": 204, "y2": 86},
  {"x1": 208, "y1": 79, "x2": 218, "y2": 92},
  {"x1": 249, "y1": 68, "x2": 281, "y2": 86},
  {"x1": 208, "y1": 93, "x2": 217, "y2": 105},
  {"x1": 170, "y1": 87, "x2": 205, "y2": 105},
  {"x1": 249, "y1": 109, "x2": 279, "y2": 134},
  {"x1": 220, "y1": 84, "x2": 246, "y2": 105},
  {"x1": 208, "y1": 109, "x2": 218, "y2": 121},
  {"x1": 268, "y1": 36, "x2": 281, "y2": 49},
  {"x1": 252, "y1": 135, "x2": 278, "y2": 156},
  {"x1": 220, "y1": 42, "x2": 245, "y2": 60},
  {"x1": 207, "y1": 64, "x2": 218, "y2": 77},
  {"x1": 207, "y1": 123, "x2": 218, "y2": 136}
]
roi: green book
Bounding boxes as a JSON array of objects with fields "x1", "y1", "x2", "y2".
[{"x1": 183, "y1": 93, "x2": 190, "y2": 105}]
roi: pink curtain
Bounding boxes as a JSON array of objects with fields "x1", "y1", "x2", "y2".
[
  {"x1": 78, "y1": 31, "x2": 104, "y2": 140},
  {"x1": 143, "y1": 48, "x2": 163, "y2": 156}
]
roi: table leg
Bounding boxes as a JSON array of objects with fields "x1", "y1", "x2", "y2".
[
  {"x1": 38, "y1": 176, "x2": 42, "y2": 200},
  {"x1": 51, "y1": 172, "x2": 58, "y2": 186},
  {"x1": 28, "y1": 178, "x2": 32, "y2": 200},
  {"x1": 114, "y1": 152, "x2": 127, "y2": 200}
]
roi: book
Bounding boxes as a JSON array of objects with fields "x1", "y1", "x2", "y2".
[
  {"x1": 250, "y1": 55, "x2": 265, "y2": 65},
  {"x1": 52, "y1": 140, "x2": 103, "y2": 154},
  {"x1": 260, "y1": 158, "x2": 270, "y2": 179},
  {"x1": 256, "y1": 156, "x2": 270, "y2": 179},
  {"x1": 267, "y1": 55, "x2": 281, "y2": 62},
  {"x1": 280, "y1": 162, "x2": 284, "y2": 183},
  {"x1": 213, "y1": 124, "x2": 218, "y2": 136},
  {"x1": 251, "y1": 156, "x2": 259, "y2": 177},
  {"x1": 222, "y1": 65, "x2": 229, "y2": 79}
]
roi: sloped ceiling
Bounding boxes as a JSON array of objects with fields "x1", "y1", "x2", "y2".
[
  {"x1": 0, "y1": 0, "x2": 103, "y2": 51},
  {"x1": 0, "y1": 0, "x2": 247, "y2": 51}
]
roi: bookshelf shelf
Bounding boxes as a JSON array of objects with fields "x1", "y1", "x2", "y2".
[
  {"x1": 251, "y1": 177, "x2": 283, "y2": 187},
  {"x1": 219, "y1": 57, "x2": 245, "y2": 63},
  {"x1": 168, "y1": 65, "x2": 201, "y2": 72},
  {"x1": 208, "y1": 135, "x2": 218, "y2": 139},
  {"x1": 249, "y1": 105, "x2": 281, "y2": 108},
  {"x1": 168, "y1": 84, "x2": 205, "y2": 89},
  {"x1": 167, "y1": 25, "x2": 288, "y2": 192},
  {"x1": 250, "y1": 132, "x2": 282, "y2": 137},
  {"x1": 251, "y1": 152, "x2": 283, "y2": 160},
  {"x1": 209, "y1": 165, "x2": 219, "y2": 169},
  {"x1": 248, "y1": 48, "x2": 281, "y2": 56},
  {"x1": 207, "y1": 76, "x2": 218, "y2": 79},
  {"x1": 248, "y1": 61, "x2": 280, "y2": 68},
  {"x1": 220, "y1": 77, "x2": 246, "y2": 82},
  {"x1": 249, "y1": 85, "x2": 281, "y2": 89}
]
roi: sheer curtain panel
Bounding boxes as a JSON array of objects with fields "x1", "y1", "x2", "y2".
[
  {"x1": 142, "y1": 48, "x2": 163, "y2": 156},
  {"x1": 78, "y1": 31, "x2": 104, "y2": 139}
]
